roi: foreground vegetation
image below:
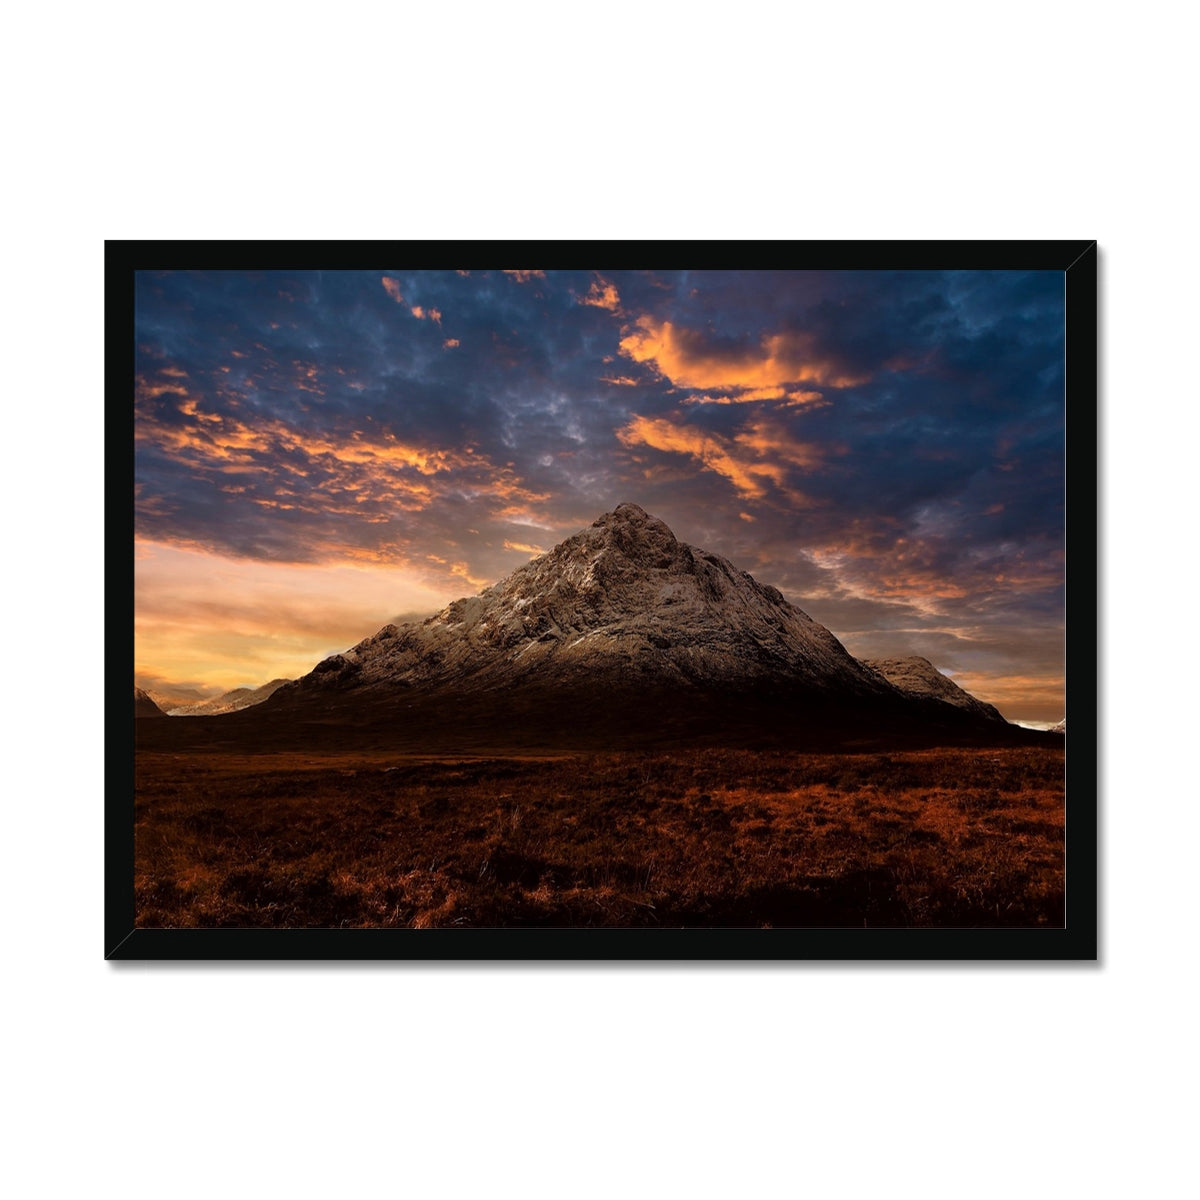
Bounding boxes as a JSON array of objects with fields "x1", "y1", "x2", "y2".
[{"x1": 134, "y1": 747, "x2": 1064, "y2": 928}]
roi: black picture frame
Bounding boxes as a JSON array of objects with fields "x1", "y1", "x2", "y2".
[{"x1": 110, "y1": 241, "x2": 1097, "y2": 961}]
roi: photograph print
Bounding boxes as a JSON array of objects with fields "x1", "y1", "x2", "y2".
[{"x1": 117, "y1": 246, "x2": 1095, "y2": 958}]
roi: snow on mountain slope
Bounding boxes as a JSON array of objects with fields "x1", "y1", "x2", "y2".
[{"x1": 282, "y1": 503, "x2": 892, "y2": 700}]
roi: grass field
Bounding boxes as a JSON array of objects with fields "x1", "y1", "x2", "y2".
[{"x1": 133, "y1": 745, "x2": 1064, "y2": 928}]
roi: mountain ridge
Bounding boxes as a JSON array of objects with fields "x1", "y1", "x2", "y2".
[
  {"x1": 277, "y1": 502, "x2": 894, "y2": 702},
  {"x1": 863, "y1": 656, "x2": 1007, "y2": 723},
  {"x1": 136, "y1": 505, "x2": 1052, "y2": 753},
  {"x1": 167, "y1": 678, "x2": 291, "y2": 716}
]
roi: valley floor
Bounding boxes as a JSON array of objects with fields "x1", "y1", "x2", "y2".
[{"x1": 133, "y1": 746, "x2": 1064, "y2": 928}]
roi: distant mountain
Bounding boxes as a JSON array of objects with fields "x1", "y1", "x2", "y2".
[
  {"x1": 134, "y1": 687, "x2": 167, "y2": 719},
  {"x1": 862, "y1": 657, "x2": 1008, "y2": 724},
  {"x1": 146, "y1": 685, "x2": 214, "y2": 711},
  {"x1": 167, "y1": 678, "x2": 291, "y2": 716}
]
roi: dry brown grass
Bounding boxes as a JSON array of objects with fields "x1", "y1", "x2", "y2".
[{"x1": 134, "y1": 746, "x2": 1064, "y2": 928}]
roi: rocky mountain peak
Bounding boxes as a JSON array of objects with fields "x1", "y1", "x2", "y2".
[
  {"x1": 589, "y1": 501, "x2": 678, "y2": 559},
  {"x1": 483, "y1": 503, "x2": 791, "y2": 641},
  {"x1": 285, "y1": 504, "x2": 890, "y2": 699},
  {"x1": 248, "y1": 505, "x2": 1040, "y2": 750},
  {"x1": 509, "y1": 502, "x2": 683, "y2": 592}
]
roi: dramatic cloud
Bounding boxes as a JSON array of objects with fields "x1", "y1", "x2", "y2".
[
  {"x1": 136, "y1": 399, "x2": 548, "y2": 549},
  {"x1": 617, "y1": 414, "x2": 826, "y2": 503},
  {"x1": 503, "y1": 539, "x2": 546, "y2": 556},
  {"x1": 619, "y1": 315, "x2": 870, "y2": 397},
  {"x1": 134, "y1": 268, "x2": 1066, "y2": 720},
  {"x1": 578, "y1": 274, "x2": 622, "y2": 312}
]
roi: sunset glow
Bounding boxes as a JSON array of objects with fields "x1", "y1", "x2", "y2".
[
  {"x1": 134, "y1": 269, "x2": 1066, "y2": 720},
  {"x1": 134, "y1": 539, "x2": 461, "y2": 694}
]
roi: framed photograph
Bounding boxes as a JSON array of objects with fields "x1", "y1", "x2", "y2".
[{"x1": 110, "y1": 242, "x2": 1096, "y2": 960}]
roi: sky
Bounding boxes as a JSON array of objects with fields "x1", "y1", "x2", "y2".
[{"x1": 134, "y1": 268, "x2": 1065, "y2": 721}]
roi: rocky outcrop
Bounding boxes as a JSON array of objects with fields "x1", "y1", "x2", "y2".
[{"x1": 862, "y1": 657, "x2": 1007, "y2": 723}]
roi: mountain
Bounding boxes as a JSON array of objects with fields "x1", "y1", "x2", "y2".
[
  {"x1": 862, "y1": 657, "x2": 1008, "y2": 724},
  {"x1": 137, "y1": 504, "x2": 1051, "y2": 753},
  {"x1": 168, "y1": 678, "x2": 291, "y2": 716},
  {"x1": 149, "y1": 502, "x2": 1036, "y2": 754},
  {"x1": 134, "y1": 687, "x2": 167, "y2": 719},
  {"x1": 286, "y1": 503, "x2": 893, "y2": 700}
]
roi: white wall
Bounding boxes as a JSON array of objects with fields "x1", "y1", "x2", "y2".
[{"x1": 5, "y1": 4, "x2": 1190, "y2": 1196}]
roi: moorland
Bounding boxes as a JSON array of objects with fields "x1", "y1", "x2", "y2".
[{"x1": 134, "y1": 740, "x2": 1063, "y2": 928}]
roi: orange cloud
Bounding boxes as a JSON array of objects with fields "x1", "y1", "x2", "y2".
[
  {"x1": 619, "y1": 315, "x2": 869, "y2": 395},
  {"x1": 178, "y1": 397, "x2": 222, "y2": 425},
  {"x1": 940, "y1": 670, "x2": 1064, "y2": 720},
  {"x1": 871, "y1": 574, "x2": 969, "y2": 601},
  {"x1": 616, "y1": 414, "x2": 823, "y2": 502},
  {"x1": 447, "y1": 560, "x2": 490, "y2": 589},
  {"x1": 732, "y1": 418, "x2": 829, "y2": 472},
  {"x1": 135, "y1": 373, "x2": 191, "y2": 402},
  {"x1": 600, "y1": 375, "x2": 640, "y2": 386},
  {"x1": 503, "y1": 270, "x2": 545, "y2": 283},
  {"x1": 503, "y1": 539, "x2": 545, "y2": 556},
  {"x1": 381, "y1": 276, "x2": 405, "y2": 303},
  {"x1": 797, "y1": 524, "x2": 1055, "y2": 622},
  {"x1": 578, "y1": 275, "x2": 621, "y2": 312},
  {"x1": 291, "y1": 361, "x2": 324, "y2": 396},
  {"x1": 411, "y1": 305, "x2": 425, "y2": 320},
  {"x1": 137, "y1": 397, "x2": 549, "y2": 527},
  {"x1": 443, "y1": 338, "x2": 460, "y2": 349}
]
